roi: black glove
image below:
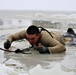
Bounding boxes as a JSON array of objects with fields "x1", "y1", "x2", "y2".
[
  {"x1": 37, "y1": 46, "x2": 50, "y2": 54},
  {"x1": 33, "y1": 45, "x2": 39, "y2": 50},
  {"x1": 4, "y1": 40, "x2": 11, "y2": 49}
]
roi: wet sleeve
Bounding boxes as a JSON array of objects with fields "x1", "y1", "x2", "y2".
[
  {"x1": 47, "y1": 38, "x2": 66, "y2": 53},
  {"x1": 7, "y1": 30, "x2": 26, "y2": 43}
]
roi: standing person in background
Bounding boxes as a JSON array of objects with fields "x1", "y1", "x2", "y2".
[{"x1": 4, "y1": 25, "x2": 66, "y2": 54}]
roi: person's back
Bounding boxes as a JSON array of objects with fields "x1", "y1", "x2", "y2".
[{"x1": 50, "y1": 32, "x2": 65, "y2": 45}]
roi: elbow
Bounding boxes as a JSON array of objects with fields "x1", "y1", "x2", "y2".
[{"x1": 58, "y1": 45, "x2": 66, "y2": 53}]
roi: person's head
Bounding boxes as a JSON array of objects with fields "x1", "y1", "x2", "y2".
[{"x1": 26, "y1": 25, "x2": 41, "y2": 45}]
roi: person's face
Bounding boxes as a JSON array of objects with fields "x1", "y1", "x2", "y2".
[{"x1": 26, "y1": 33, "x2": 41, "y2": 45}]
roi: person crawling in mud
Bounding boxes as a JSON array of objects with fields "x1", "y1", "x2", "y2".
[{"x1": 4, "y1": 25, "x2": 66, "y2": 54}]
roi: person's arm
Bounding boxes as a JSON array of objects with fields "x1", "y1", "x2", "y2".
[
  {"x1": 39, "y1": 36, "x2": 66, "y2": 54},
  {"x1": 47, "y1": 38, "x2": 66, "y2": 53},
  {"x1": 36, "y1": 42, "x2": 66, "y2": 54},
  {"x1": 7, "y1": 30, "x2": 26, "y2": 42},
  {"x1": 4, "y1": 30, "x2": 26, "y2": 49},
  {"x1": 48, "y1": 43, "x2": 66, "y2": 53}
]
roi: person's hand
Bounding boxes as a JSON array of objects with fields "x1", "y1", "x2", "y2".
[
  {"x1": 33, "y1": 45, "x2": 39, "y2": 50},
  {"x1": 37, "y1": 46, "x2": 50, "y2": 54},
  {"x1": 4, "y1": 40, "x2": 11, "y2": 49}
]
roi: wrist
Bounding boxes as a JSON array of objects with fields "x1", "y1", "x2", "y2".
[
  {"x1": 38, "y1": 46, "x2": 50, "y2": 54},
  {"x1": 43, "y1": 46, "x2": 50, "y2": 53}
]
